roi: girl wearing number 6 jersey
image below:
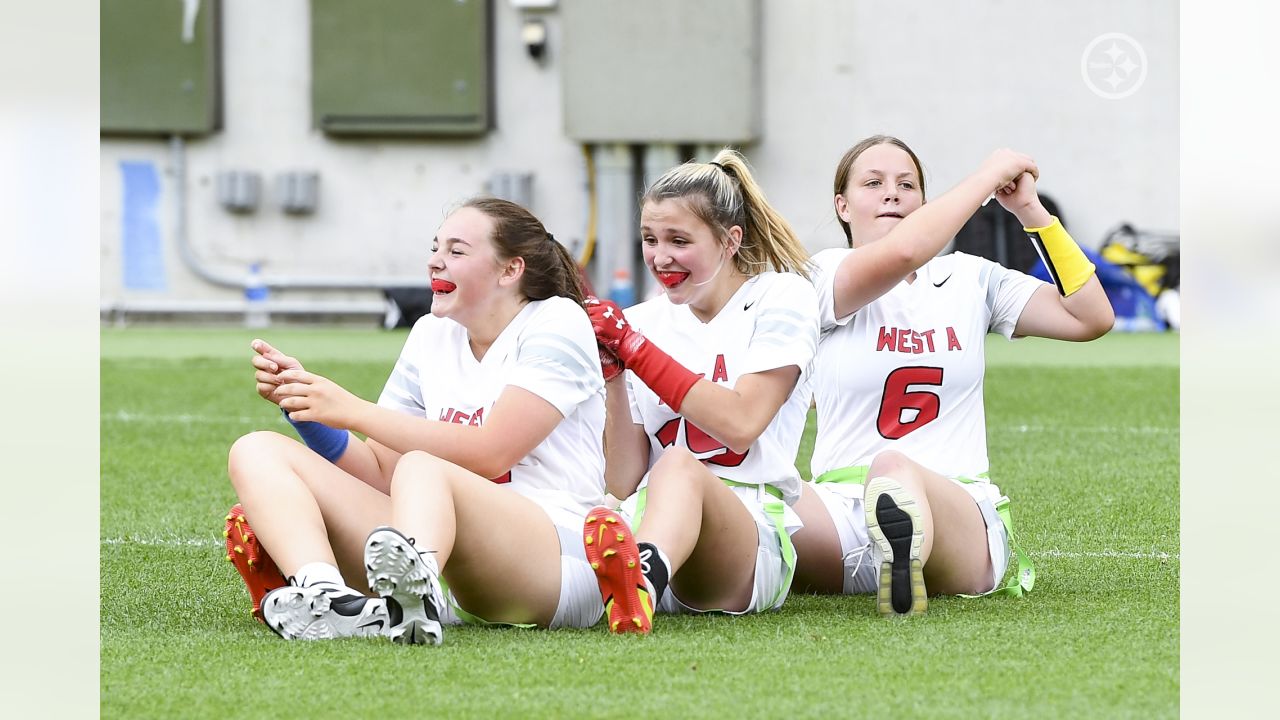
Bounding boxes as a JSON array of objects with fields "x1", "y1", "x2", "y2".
[
  {"x1": 582, "y1": 149, "x2": 818, "y2": 634},
  {"x1": 788, "y1": 136, "x2": 1114, "y2": 614}
]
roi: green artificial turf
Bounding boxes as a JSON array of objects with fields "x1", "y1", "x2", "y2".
[{"x1": 101, "y1": 329, "x2": 1178, "y2": 718}]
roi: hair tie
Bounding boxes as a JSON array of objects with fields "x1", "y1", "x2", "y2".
[
  {"x1": 546, "y1": 232, "x2": 556, "y2": 244},
  {"x1": 708, "y1": 161, "x2": 727, "y2": 172}
]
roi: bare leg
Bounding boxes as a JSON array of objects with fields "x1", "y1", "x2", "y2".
[
  {"x1": 636, "y1": 448, "x2": 760, "y2": 612},
  {"x1": 789, "y1": 482, "x2": 847, "y2": 594},
  {"x1": 866, "y1": 450, "x2": 994, "y2": 595},
  {"x1": 388, "y1": 451, "x2": 565, "y2": 627},
  {"x1": 227, "y1": 431, "x2": 391, "y2": 593}
]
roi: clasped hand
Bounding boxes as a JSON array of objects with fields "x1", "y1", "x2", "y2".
[{"x1": 250, "y1": 338, "x2": 361, "y2": 425}]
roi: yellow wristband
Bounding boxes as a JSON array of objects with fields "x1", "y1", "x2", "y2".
[{"x1": 1025, "y1": 216, "x2": 1095, "y2": 296}]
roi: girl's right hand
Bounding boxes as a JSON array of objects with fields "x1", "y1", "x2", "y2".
[
  {"x1": 250, "y1": 339, "x2": 305, "y2": 406},
  {"x1": 978, "y1": 149, "x2": 1039, "y2": 193}
]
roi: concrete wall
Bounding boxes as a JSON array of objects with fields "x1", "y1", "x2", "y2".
[{"x1": 100, "y1": 0, "x2": 1177, "y2": 310}]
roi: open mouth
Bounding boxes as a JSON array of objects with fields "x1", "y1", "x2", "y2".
[
  {"x1": 656, "y1": 271, "x2": 689, "y2": 288},
  {"x1": 431, "y1": 279, "x2": 457, "y2": 294}
]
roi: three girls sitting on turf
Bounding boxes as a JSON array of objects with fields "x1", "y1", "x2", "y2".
[
  {"x1": 227, "y1": 141, "x2": 1110, "y2": 640},
  {"x1": 226, "y1": 198, "x2": 608, "y2": 642}
]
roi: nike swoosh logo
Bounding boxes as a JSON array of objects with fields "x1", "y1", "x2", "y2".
[
  {"x1": 933, "y1": 275, "x2": 952, "y2": 287},
  {"x1": 744, "y1": 301, "x2": 755, "y2": 311},
  {"x1": 362, "y1": 618, "x2": 386, "y2": 631}
]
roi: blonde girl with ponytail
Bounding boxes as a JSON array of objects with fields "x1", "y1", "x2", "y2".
[{"x1": 580, "y1": 149, "x2": 820, "y2": 634}]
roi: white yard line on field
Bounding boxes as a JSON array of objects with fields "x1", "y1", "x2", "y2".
[
  {"x1": 103, "y1": 410, "x2": 277, "y2": 425},
  {"x1": 995, "y1": 425, "x2": 1176, "y2": 435}
]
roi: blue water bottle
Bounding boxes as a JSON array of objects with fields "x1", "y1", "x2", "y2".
[
  {"x1": 244, "y1": 263, "x2": 270, "y2": 329},
  {"x1": 609, "y1": 268, "x2": 634, "y2": 308}
]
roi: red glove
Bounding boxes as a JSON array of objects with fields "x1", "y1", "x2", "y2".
[
  {"x1": 584, "y1": 297, "x2": 700, "y2": 412},
  {"x1": 598, "y1": 344, "x2": 623, "y2": 382}
]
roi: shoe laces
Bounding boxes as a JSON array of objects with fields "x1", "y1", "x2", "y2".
[
  {"x1": 843, "y1": 541, "x2": 873, "y2": 583},
  {"x1": 396, "y1": 532, "x2": 440, "y2": 557}
]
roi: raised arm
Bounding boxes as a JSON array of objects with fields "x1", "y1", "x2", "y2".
[
  {"x1": 830, "y1": 149, "x2": 1040, "y2": 319},
  {"x1": 996, "y1": 173, "x2": 1115, "y2": 341}
]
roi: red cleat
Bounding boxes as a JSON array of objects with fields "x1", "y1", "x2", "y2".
[
  {"x1": 583, "y1": 506, "x2": 653, "y2": 634},
  {"x1": 223, "y1": 503, "x2": 287, "y2": 622}
]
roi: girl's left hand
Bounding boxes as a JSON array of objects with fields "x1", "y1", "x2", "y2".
[
  {"x1": 995, "y1": 172, "x2": 1051, "y2": 226},
  {"x1": 275, "y1": 369, "x2": 364, "y2": 426}
]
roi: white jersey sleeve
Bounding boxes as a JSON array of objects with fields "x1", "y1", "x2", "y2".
[
  {"x1": 811, "y1": 247, "x2": 857, "y2": 331},
  {"x1": 973, "y1": 256, "x2": 1043, "y2": 340},
  {"x1": 507, "y1": 299, "x2": 604, "y2": 417},
  {"x1": 741, "y1": 271, "x2": 820, "y2": 376},
  {"x1": 377, "y1": 318, "x2": 436, "y2": 417}
]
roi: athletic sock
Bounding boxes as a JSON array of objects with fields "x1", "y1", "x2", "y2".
[
  {"x1": 636, "y1": 542, "x2": 670, "y2": 602},
  {"x1": 294, "y1": 561, "x2": 346, "y2": 589}
]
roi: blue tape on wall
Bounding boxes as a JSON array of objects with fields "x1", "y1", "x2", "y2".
[{"x1": 121, "y1": 161, "x2": 167, "y2": 291}]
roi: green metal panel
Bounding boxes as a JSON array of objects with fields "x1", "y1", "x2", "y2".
[
  {"x1": 312, "y1": 0, "x2": 491, "y2": 136},
  {"x1": 101, "y1": 0, "x2": 221, "y2": 135}
]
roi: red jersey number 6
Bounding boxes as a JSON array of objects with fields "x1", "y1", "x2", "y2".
[{"x1": 877, "y1": 366, "x2": 943, "y2": 440}]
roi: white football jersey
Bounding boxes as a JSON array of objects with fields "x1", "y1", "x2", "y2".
[
  {"x1": 809, "y1": 249, "x2": 1042, "y2": 479},
  {"x1": 624, "y1": 272, "x2": 820, "y2": 504},
  {"x1": 377, "y1": 296, "x2": 606, "y2": 515}
]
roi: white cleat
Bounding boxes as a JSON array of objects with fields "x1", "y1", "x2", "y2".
[
  {"x1": 364, "y1": 527, "x2": 447, "y2": 646},
  {"x1": 261, "y1": 582, "x2": 392, "y2": 640}
]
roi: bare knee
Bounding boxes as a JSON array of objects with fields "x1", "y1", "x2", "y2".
[
  {"x1": 648, "y1": 448, "x2": 708, "y2": 493},
  {"x1": 227, "y1": 430, "x2": 292, "y2": 491},
  {"x1": 868, "y1": 450, "x2": 915, "y2": 480},
  {"x1": 390, "y1": 450, "x2": 453, "y2": 496}
]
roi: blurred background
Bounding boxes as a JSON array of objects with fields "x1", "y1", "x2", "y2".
[{"x1": 99, "y1": 0, "x2": 1179, "y2": 328}]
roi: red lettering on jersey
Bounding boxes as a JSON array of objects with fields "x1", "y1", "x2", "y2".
[
  {"x1": 655, "y1": 418, "x2": 680, "y2": 448},
  {"x1": 711, "y1": 354, "x2": 728, "y2": 383},
  {"x1": 440, "y1": 407, "x2": 483, "y2": 425},
  {"x1": 877, "y1": 326, "x2": 895, "y2": 351},
  {"x1": 652, "y1": 417, "x2": 747, "y2": 467},
  {"x1": 947, "y1": 326, "x2": 962, "y2": 351},
  {"x1": 490, "y1": 470, "x2": 511, "y2": 484},
  {"x1": 684, "y1": 422, "x2": 748, "y2": 467},
  {"x1": 896, "y1": 328, "x2": 912, "y2": 353},
  {"x1": 921, "y1": 329, "x2": 936, "y2": 353}
]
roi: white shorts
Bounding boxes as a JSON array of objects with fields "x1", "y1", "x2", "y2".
[
  {"x1": 810, "y1": 477, "x2": 1011, "y2": 595},
  {"x1": 442, "y1": 492, "x2": 604, "y2": 629},
  {"x1": 619, "y1": 481, "x2": 802, "y2": 615}
]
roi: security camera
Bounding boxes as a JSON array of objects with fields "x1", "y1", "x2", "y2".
[{"x1": 522, "y1": 17, "x2": 547, "y2": 62}]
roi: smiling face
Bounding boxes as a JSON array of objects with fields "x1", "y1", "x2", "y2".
[
  {"x1": 640, "y1": 198, "x2": 741, "y2": 309},
  {"x1": 427, "y1": 206, "x2": 506, "y2": 323},
  {"x1": 834, "y1": 142, "x2": 925, "y2": 248}
]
